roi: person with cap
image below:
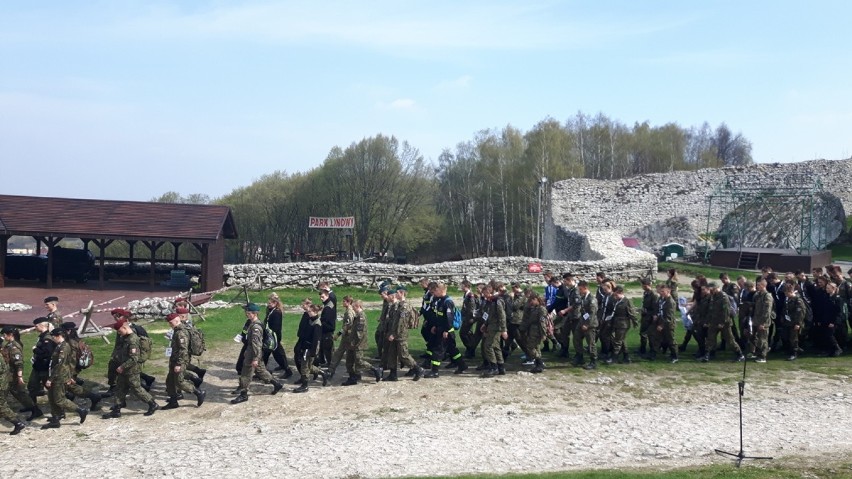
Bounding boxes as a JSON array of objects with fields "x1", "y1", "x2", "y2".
[
  {"x1": 161, "y1": 313, "x2": 207, "y2": 410},
  {"x1": 555, "y1": 273, "x2": 580, "y2": 358},
  {"x1": 43, "y1": 296, "x2": 62, "y2": 328},
  {"x1": 0, "y1": 333, "x2": 26, "y2": 435},
  {"x1": 60, "y1": 322, "x2": 108, "y2": 411},
  {"x1": 424, "y1": 283, "x2": 467, "y2": 378},
  {"x1": 42, "y1": 327, "x2": 88, "y2": 429},
  {"x1": 520, "y1": 293, "x2": 548, "y2": 373},
  {"x1": 607, "y1": 286, "x2": 638, "y2": 365},
  {"x1": 107, "y1": 309, "x2": 156, "y2": 393},
  {"x1": 458, "y1": 280, "x2": 478, "y2": 357},
  {"x1": 26, "y1": 317, "x2": 54, "y2": 419},
  {"x1": 101, "y1": 318, "x2": 160, "y2": 418},
  {"x1": 3, "y1": 326, "x2": 40, "y2": 421},
  {"x1": 327, "y1": 295, "x2": 358, "y2": 381},
  {"x1": 378, "y1": 287, "x2": 423, "y2": 381},
  {"x1": 232, "y1": 303, "x2": 284, "y2": 403},
  {"x1": 503, "y1": 282, "x2": 527, "y2": 361},
  {"x1": 702, "y1": 281, "x2": 745, "y2": 363},
  {"x1": 293, "y1": 303, "x2": 328, "y2": 393},
  {"x1": 176, "y1": 307, "x2": 208, "y2": 388},
  {"x1": 262, "y1": 293, "x2": 292, "y2": 378}
]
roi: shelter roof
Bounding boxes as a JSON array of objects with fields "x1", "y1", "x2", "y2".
[{"x1": 0, "y1": 194, "x2": 237, "y2": 243}]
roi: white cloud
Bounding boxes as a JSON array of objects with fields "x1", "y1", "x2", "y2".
[{"x1": 377, "y1": 98, "x2": 416, "y2": 111}]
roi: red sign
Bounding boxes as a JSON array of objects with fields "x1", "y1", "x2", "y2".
[
  {"x1": 527, "y1": 263, "x2": 542, "y2": 273},
  {"x1": 308, "y1": 216, "x2": 355, "y2": 229}
]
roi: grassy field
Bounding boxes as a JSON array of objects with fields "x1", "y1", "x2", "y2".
[
  {"x1": 829, "y1": 244, "x2": 852, "y2": 261},
  {"x1": 657, "y1": 261, "x2": 758, "y2": 281}
]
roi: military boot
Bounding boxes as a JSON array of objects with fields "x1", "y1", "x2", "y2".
[
  {"x1": 342, "y1": 375, "x2": 358, "y2": 386},
  {"x1": 101, "y1": 405, "x2": 122, "y2": 419},
  {"x1": 480, "y1": 362, "x2": 495, "y2": 378},
  {"x1": 319, "y1": 370, "x2": 329, "y2": 387},
  {"x1": 162, "y1": 397, "x2": 180, "y2": 410},
  {"x1": 41, "y1": 416, "x2": 61, "y2": 429},
  {"x1": 622, "y1": 353, "x2": 632, "y2": 364},
  {"x1": 531, "y1": 359, "x2": 544, "y2": 374},
  {"x1": 193, "y1": 388, "x2": 207, "y2": 406},
  {"x1": 141, "y1": 374, "x2": 155, "y2": 391},
  {"x1": 571, "y1": 354, "x2": 583, "y2": 367},
  {"x1": 583, "y1": 360, "x2": 597, "y2": 370},
  {"x1": 88, "y1": 392, "x2": 104, "y2": 411},
  {"x1": 412, "y1": 366, "x2": 423, "y2": 382},
  {"x1": 372, "y1": 367, "x2": 383, "y2": 383},
  {"x1": 423, "y1": 365, "x2": 439, "y2": 379},
  {"x1": 231, "y1": 390, "x2": 249, "y2": 403},
  {"x1": 27, "y1": 406, "x2": 44, "y2": 422},
  {"x1": 271, "y1": 380, "x2": 284, "y2": 395},
  {"x1": 189, "y1": 375, "x2": 203, "y2": 389},
  {"x1": 144, "y1": 401, "x2": 159, "y2": 416},
  {"x1": 497, "y1": 363, "x2": 506, "y2": 375},
  {"x1": 383, "y1": 369, "x2": 399, "y2": 382},
  {"x1": 453, "y1": 358, "x2": 468, "y2": 374},
  {"x1": 10, "y1": 421, "x2": 25, "y2": 435},
  {"x1": 196, "y1": 368, "x2": 207, "y2": 383},
  {"x1": 76, "y1": 407, "x2": 89, "y2": 424},
  {"x1": 637, "y1": 337, "x2": 647, "y2": 355},
  {"x1": 293, "y1": 379, "x2": 309, "y2": 393}
]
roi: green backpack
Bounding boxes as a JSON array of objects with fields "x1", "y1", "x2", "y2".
[
  {"x1": 138, "y1": 336, "x2": 152, "y2": 363},
  {"x1": 187, "y1": 324, "x2": 207, "y2": 356}
]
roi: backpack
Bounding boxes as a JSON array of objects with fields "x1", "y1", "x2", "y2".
[
  {"x1": 77, "y1": 340, "x2": 94, "y2": 369},
  {"x1": 262, "y1": 324, "x2": 278, "y2": 351},
  {"x1": 138, "y1": 336, "x2": 152, "y2": 363},
  {"x1": 442, "y1": 297, "x2": 462, "y2": 330},
  {"x1": 187, "y1": 325, "x2": 206, "y2": 356}
]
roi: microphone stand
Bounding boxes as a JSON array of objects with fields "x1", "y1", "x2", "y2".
[{"x1": 714, "y1": 357, "x2": 774, "y2": 467}]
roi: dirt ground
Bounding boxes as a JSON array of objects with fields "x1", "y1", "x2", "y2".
[
  {"x1": 2, "y1": 276, "x2": 851, "y2": 478},
  {"x1": 1, "y1": 331, "x2": 850, "y2": 478}
]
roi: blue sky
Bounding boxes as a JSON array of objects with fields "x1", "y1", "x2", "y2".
[{"x1": 1, "y1": 1, "x2": 850, "y2": 201}]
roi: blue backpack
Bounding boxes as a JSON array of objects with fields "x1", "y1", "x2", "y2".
[{"x1": 445, "y1": 297, "x2": 462, "y2": 329}]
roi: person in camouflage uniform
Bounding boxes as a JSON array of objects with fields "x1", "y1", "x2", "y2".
[
  {"x1": 691, "y1": 284, "x2": 712, "y2": 359},
  {"x1": 0, "y1": 327, "x2": 26, "y2": 435},
  {"x1": 43, "y1": 296, "x2": 62, "y2": 328},
  {"x1": 639, "y1": 278, "x2": 659, "y2": 357},
  {"x1": 102, "y1": 319, "x2": 160, "y2": 418},
  {"x1": 651, "y1": 283, "x2": 679, "y2": 363},
  {"x1": 339, "y1": 300, "x2": 381, "y2": 385},
  {"x1": 379, "y1": 287, "x2": 423, "y2": 382},
  {"x1": 596, "y1": 282, "x2": 615, "y2": 362},
  {"x1": 162, "y1": 313, "x2": 207, "y2": 410},
  {"x1": 458, "y1": 280, "x2": 478, "y2": 357},
  {"x1": 107, "y1": 309, "x2": 155, "y2": 393},
  {"x1": 2, "y1": 326, "x2": 39, "y2": 421},
  {"x1": 60, "y1": 322, "x2": 107, "y2": 411},
  {"x1": 782, "y1": 283, "x2": 806, "y2": 361},
  {"x1": 572, "y1": 280, "x2": 599, "y2": 370},
  {"x1": 503, "y1": 282, "x2": 527, "y2": 360},
  {"x1": 521, "y1": 293, "x2": 547, "y2": 373},
  {"x1": 374, "y1": 287, "x2": 392, "y2": 360},
  {"x1": 232, "y1": 304, "x2": 284, "y2": 402},
  {"x1": 702, "y1": 282, "x2": 745, "y2": 362},
  {"x1": 42, "y1": 328, "x2": 88, "y2": 429},
  {"x1": 480, "y1": 284, "x2": 508, "y2": 377},
  {"x1": 607, "y1": 286, "x2": 638, "y2": 364},
  {"x1": 751, "y1": 278, "x2": 775, "y2": 362}
]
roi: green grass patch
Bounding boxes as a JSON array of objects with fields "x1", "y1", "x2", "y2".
[
  {"x1": 658, "y1": 262, "x2": 757, "y2": 280},
  {"x1": 829, "y1": 244, "x2": 852, "y2": 261}
]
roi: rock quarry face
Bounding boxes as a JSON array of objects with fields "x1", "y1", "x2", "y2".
[{"x1": 544, "y1": 159, "x2": 852, "y2": 261}]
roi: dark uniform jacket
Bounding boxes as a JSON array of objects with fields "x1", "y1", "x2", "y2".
[
  {"x1": 297, "y1": 313, "x2": 322, "y2": 355},
  {"x1": 32, "y1": 331, "x2": 56, "y2": 372}
]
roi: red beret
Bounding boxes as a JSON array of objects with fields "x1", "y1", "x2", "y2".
[
  {"x1": 175, "y1": 307, "x2": 189, "y2": 314},
  {"x1": 110, "y1": 319, "x2": 127, "y2": 330},
  {"x1": 111, "y1": 308, "x2": 132, "y2": 318},
  {"x1": 166, "y1": 313, "x2": 180, "y2": 321}
]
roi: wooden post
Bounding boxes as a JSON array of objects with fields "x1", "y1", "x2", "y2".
[
  {"x1": 193, "y1": 242, "x2": 209, "y2": 292},
  {"x1": 92, "y1": 239, "x2": 113, "y2": 290},
  {"x1": 43, "y1": 236, "x2": 61, "y2": 289},
  {"x1": 127, "y1": 240, "x2": 137, "y2": 274},
  {"x1": 142, "y1": 240, "x2": 164, "y2": 291},
  {"x1": 172, "y1": 241, "x2": 181, "y2": 269},
  {"x1": 0, "y1": 235, "x2": 8, "y2": 288}
]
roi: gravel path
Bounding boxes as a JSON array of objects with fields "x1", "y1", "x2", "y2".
[{"x1": 1, "y1": 337, "x2": 850, "y2": 479}]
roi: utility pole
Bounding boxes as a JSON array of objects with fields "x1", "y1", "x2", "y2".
[{"x1": 536, "y1": 177, "x2": 548, "y2": 259}]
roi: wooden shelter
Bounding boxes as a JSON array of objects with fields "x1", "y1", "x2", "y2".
[{"x1": 0, "y1": 194, "x2": 237, "y2": 292}]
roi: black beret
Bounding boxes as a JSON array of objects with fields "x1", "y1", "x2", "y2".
[
  {"x1": 33, "y1": 317, "x2": 50, "y2": 325},
  {"x1": 61, "y1": 322, "x2": 77, "y2": 331},
  {"x1": 49, "y1": 328, "x2": 64, "y2": 337},
  {"x1": 1, "y1": 326, "x2": 18, "y2": 335},
  {"x1": 44, "y1": 296, "x2": 59, "y2": 303}
]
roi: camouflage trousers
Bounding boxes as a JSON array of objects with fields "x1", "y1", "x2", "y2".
[
  {"x1": 117, "y1": 365, "x2": 153, "y2": 404},
  {"x1": 383, "y1": 340, "x2": 417, "y2": 370},
  {"x1": 573, "y1": 322, "x2": 598, "y2": 361},
  {"x1": 238, "y1": 358, "x2": 275, "y2": 392},
  {"x1": 0, "y1": 381, "x2": 19, "y2": 424},
  {"x1": 706, "y1": 322, "x2": 742, "y2": 356},
  {"x1": 481, "y1": 331, "x2": 503, "y2": 365},
  {"x1": 166, "y1": 364, "x2": 196, "y2": 398},
  {"x1": 48, "y1": 380, "x2": 79, "y2": 417}
]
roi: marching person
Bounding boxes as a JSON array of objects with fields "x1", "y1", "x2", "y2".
[
  {"x1": 335, "y1": 300, "x2": 380, "y2": 385},
  {"x1": 378, "y1": 287, "x2": 424, "y2": 381},
  {"x1": 26, "y1": 317, "x2": 54, "y2": 418},
  {"x1": 101, "y1": 318, "x2": 160, "y2": 418},
  {"x1": 43, "y1": 296, "x2": 62, "y2": 328},
  {"x1": 573, "y1": 280, "x2": 599, "y2": 370},
  {"x1": 162, "y1": 313, "x2": 207, "y2": 410},
  {"x1": 41, "y1": 328, "x2": 88, "y2": 429},
  {"x1": 232, "y1": 304, "x2": 284, "y2": 402},
  {"x1": 480, "y1": 284, "x2": 508, "y2": 377},
  {"x1": 176, "y1": 307, "x2": 206, "y2": 388},
  {"x1": 608, "y1": 286, "x2": 638, "y2": 364},
  {"x1": 521, "y1": 293, "x2": 548, "y2": 373},
  {"x1": 263, "y1": 293, "x2": 292, "y2": 378},
  {"x1": 293, "y1": 303, "x2": 329, "y2": 393},
  {"x1": 107, "y1": 309, "x2": 155, "y2": 393},
  {"x1": 60, "y1": 322, "x2": 108, "y2": 411},
  {"x1": 425, "y1": 283, "x2": 466, "y2": 377},
  {"x1": 2, "y1": 326, "x2": 40, "y2": 421},
  {"x1": 651, "y1": 283, "x2": 679, "y2": 363}
]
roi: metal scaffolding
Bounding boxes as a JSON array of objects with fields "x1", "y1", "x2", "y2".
[{"x1": 704, "y1": 172, "x2": 828, "y2": 259}]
